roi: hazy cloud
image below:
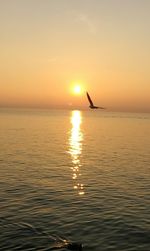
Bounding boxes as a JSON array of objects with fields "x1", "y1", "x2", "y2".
[
  {"x1": 76, "y1": 13, "x2": 97, "y2": 34},
  {"x1": 47, "y1": 57, "x2": 57, "y2": 63}
]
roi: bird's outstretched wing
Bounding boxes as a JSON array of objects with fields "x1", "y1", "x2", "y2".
[{"x1": 86, "y1": 92, "x2": 94, "y2": 106}]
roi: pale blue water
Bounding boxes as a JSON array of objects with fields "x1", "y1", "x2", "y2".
[{"x1": 0, "y1": 109, "x2": 150, "y2": 251}]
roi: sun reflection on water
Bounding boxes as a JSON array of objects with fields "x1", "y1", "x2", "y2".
[{"x1": 68, "y1": 110, "x2": 85, "y2": 195}]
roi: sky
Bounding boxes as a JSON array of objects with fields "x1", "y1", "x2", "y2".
[{"x1": 0, "y1": 0, "x2": 150, "y2": 112}]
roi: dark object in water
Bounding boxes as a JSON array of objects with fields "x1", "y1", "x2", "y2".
[{"x1": 67, "y1": 242, "x2": 82, "y2": 251}]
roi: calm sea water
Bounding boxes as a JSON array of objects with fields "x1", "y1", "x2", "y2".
[{"x1": 0, "y1": 109, "x2": 150, "y2": 251}]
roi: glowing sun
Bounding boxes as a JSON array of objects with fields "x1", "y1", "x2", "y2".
[{"x1": 73, "y1": 85, "x2": 82, "y2": 95}]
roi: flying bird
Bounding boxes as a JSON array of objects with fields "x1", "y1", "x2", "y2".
[{"x1": 86, "y1": 92, "x2": 105, "y2": 109}]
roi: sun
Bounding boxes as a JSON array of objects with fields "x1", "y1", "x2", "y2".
[{"x1": 73, "y1": 85, "x2": 82, "y2": 95}]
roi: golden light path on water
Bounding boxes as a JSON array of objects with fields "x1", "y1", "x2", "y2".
[{"x1": 68, "y1": 111, "x2": 85, "y2": 195}]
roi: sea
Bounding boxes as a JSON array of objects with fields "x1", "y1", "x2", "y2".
[{"x1": 0, "y1": 108, "x2": 150, "y2": 251}]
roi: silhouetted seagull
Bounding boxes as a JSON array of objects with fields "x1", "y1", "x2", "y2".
[{"x1": 86, "y1": 92, "x2": 105, "y2": 109}]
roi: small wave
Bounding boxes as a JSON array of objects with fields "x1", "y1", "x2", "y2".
[{"x1": 0, "y1": 218, "x2": 83, "y2": 250}]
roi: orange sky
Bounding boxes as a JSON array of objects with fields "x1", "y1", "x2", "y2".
[{"x1": 0, "y1": 0, "x2": 150, "y2": 112}]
